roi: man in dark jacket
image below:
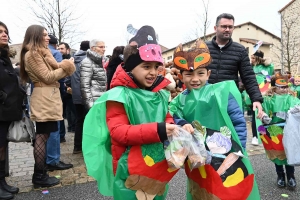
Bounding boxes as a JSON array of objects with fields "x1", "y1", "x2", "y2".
[
  {"x1": 206, "y1": 13, "x2": 263, "y2": 118},
  {"x1": 71, "y1": 41, "x2": 89, "y2": 154}
]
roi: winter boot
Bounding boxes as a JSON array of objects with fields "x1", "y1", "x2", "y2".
[
  {"x1": 32, "y1": 168, "x2": 60, "y2": 189},
  {"x1": 287, "y1": 173, "x2": 297, "y2": 190},
  {"x1": 277, "y1": 172, "x2": 286, "y2": 188},
  {"x1": 0, "y1": 160, "x2": 14, "y2": 199}
]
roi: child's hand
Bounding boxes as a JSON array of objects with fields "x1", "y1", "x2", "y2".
[
  {"x1": 166, "y1": 123, "x2": 178, "y2": 136},
  {"x1": 182, "y1": 124, "x2": 194, "y2": 134}
]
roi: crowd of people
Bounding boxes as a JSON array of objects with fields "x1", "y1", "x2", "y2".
[{"x1": 0, "y1": 12, "x2": 299, "y2": 200}]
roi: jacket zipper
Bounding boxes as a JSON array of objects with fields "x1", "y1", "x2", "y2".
[{"x1": 216, "y1": 49, "x2": 222, "y2": 83}]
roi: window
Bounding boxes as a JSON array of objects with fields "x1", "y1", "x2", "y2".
[{"x1": 246, "y1": 47, "x2": 249, "y2": 53}]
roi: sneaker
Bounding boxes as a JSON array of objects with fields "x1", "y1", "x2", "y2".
[{"x1": 251, "y1": 137, "x2": 259, "y2": 146}]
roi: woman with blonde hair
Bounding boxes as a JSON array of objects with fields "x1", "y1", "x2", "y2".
[{"x1": 20, "y1": 25, "x2": 75, "y2": 188}]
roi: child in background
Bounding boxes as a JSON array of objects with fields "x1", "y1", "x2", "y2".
[
  {"x1": 249, "y1": 49, "x2": 274, "y2": 145},
  {"x1": 169, "y1": 40, "x2": 260, "y2": 200},
  {"x1": 258, "y1": 73, "x2": 298, "y2": 190},
  {"x1": 82, "y1": 25, "x2": 179, "y2": 200}
]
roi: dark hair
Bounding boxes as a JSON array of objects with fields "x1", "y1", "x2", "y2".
[
  {"x1": 20, "y1": 25, "x2": 46, "y2": 82},
  {"x1": 251, "y1": 50, "x2": 265, "y2": 66},
  {"x1": 110, "y1": 46, "x2": 125, "y2": 62},
  {"x1": 180, "y1": 67, "x2": 208, "y2": 74},
  {"x1": 59, "y1": 42, "x2": 70, "y2": 50},
  {"x1": 0, "y1": 21, "x2": 10, "y2": 48},
  {"x1": 216, "y1": 13, "x2": 235, "y2": 26}
]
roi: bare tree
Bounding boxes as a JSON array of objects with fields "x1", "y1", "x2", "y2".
[
  {"x1": 184, "y1": 0, "x2": 211, "y2": 42},
  {"x1": 272, "y1": 13, "x2": 300, "y2": 72},
  {"x1": 27, "y1": 0, "x2": 84, "y2": 46}
]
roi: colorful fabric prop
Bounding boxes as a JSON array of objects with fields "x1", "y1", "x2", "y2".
[
  {"x1": 283, "y1": 106, "x2": 300, "y2": 166},
  {"x1": 173, "y1": 40, "x2": 212, "y2": 71},
  {"x1": 253, "y1": 40, "x2": 263, "y2": 55},
  {"x1": 169, "y1": 81, "x2": 260, "y2": 200},
  {"x1": 83, "y1": 86, "x2": 178, "y2": 199}
]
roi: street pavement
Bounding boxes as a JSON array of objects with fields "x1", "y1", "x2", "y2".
[{"x1": 6, "y1": 118, "x2": 300, "y2": 200}]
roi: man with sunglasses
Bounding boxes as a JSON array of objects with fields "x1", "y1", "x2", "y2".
[{"x1": 206, "y1": 13, "x2": 264, "y2": 119}]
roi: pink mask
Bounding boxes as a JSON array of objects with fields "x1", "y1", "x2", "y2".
[{"x1": 139, "y1": 44, "x2": 163, "y2": 64}]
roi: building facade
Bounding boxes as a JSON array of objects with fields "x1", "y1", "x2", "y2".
[
  {"x1": 162, "y1": 22, "x2": 281, "y2": 70},
  {"x1": 278, "y1": 0, "x2": 300, "y2": 73}
]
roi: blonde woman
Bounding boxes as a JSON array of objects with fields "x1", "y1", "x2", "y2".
[{"x1": 20, "y1": 25, "x2": 75, "y2": 188}]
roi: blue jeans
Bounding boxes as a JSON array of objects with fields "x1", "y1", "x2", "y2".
[{"x1": 46, "y1": 121, "x2": 60, "y2": 165}]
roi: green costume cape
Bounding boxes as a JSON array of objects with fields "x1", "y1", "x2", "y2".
[
  {"x1": 83, "y1": 86, "x2": 177, "y2": 199},
  {"x1": 169, "y1": 81, "x2": 260, "y2": 200},
  {"x1": 256, "y1": 94, "x2": 300, "y2": 165}
]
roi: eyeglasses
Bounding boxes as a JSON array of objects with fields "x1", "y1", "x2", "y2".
[
  {"x1": 94, "y1": 46, "x2": 106, "y2": 49},
  {"x1": 218, "y1": 25, "x2": 234, "y2": 30}
]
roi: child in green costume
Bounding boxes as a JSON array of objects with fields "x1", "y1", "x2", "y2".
[
  {"x1": 257, "y1": 73, "x2": 298, "y2": 190},
  {"x1": 169, "y1": 40, "x2": 260, "y2": 200},
  {"x1": 82, "y1": 25, "x2": 180, "y2": 200}
]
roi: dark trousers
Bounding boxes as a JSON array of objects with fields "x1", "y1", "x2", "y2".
[
  {"x1": 66, "y1": 98, "x2": 76, "y2": 132},
  {"x1": 251, "y1": 110, "x2": 258, "y2": 137},
  {"x1": 275, "y1": 163, "x2": 295, "y2": 175},
  {"x1": 74, "y1": 104, "x2": 87, "y2": 148}
]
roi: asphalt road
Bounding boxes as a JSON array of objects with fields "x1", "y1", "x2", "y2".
[{"x1": 13, "y1": 154, "x2": 299, "y2": 200}]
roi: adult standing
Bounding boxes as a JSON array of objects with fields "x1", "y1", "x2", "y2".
[
  {"x1": 206, "y1": 13, "x2": 263, "y2": 118},
  {"x1": 106, "y1": 46, "x2": 124, "y2": 90},
  {"x1": 0, "y1": 21, "x2": 24, "y2": 200},
  {"x1": 80, "y1": 39, "x2": 107, "y2": 110},
  {"x1": 19, "y1": 25, "x2": 75, "y2": 188},
  {"x1": 46, "y1": 35, "x2": 73, "y2": 170},
  {"x1": 59, "y1": 42, "x2": 76, "y2": 134},
  {"x1": 71, "y1": 41, "x2": 89, "y2": 154}
]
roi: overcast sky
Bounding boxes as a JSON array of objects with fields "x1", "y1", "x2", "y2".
[{"x1": 1, "y1": 0, "x2": 291, "y2": 54}]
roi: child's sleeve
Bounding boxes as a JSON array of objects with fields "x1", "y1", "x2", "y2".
[
  {"x1": 106, "y1": 101, "x2": 167, "y2": 145},
  {"x1": 227, "y1": 93, "x2": 247, "y2": 148},
  {"x1": 173, "y1": 114, "x2": 189, "y2": 126}
]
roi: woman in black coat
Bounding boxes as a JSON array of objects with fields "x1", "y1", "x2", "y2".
[
  {"x1": 0, "y1": 21, "x2": 24, "y2": 199},
  {"x1": 106, "y1": 46, "x2": 124, "y2": 90}
]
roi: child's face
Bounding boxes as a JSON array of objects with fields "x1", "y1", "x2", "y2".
[
  {"x1": 275, "y1": 86, "x2": 288, "y2": 95},
  {"x1": 181, "y1": 68, "x2": 211, "y2": 90},
  {"x1": 295, "y1": 78, "x2": 300, "y2": 86},
  {"x1": 131, "y1": 61, "x2": 160, "y2": 89}
]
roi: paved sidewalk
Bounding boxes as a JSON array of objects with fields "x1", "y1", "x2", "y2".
[{"x1": 6, "y1": 117, "x2": 264, "y2": 193}]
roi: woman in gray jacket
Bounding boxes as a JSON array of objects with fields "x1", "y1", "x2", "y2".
[{"x1": 80, "y1": 39, "x2": 108, "y2": 110}]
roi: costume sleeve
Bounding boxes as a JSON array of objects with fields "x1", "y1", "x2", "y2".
[
  {"x1": 227, "y1": 93, "x2": 247, "y2": 148},
  {"x1": 239, "y1": 49, "x2": 263, "y2": 103},
  {"x1": 106, "y1": 101, "x2": 164, "y2": 145}
]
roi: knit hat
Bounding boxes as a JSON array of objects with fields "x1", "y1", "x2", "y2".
[
  {"x1": 123, "y1": 25, "x2": 163, "y2": 72},
  {"x1": 173, "y1": 39, "x2": 212, "y2": 71},
  {"x1": 49, "y1": 35, "x2": 58, "y2": 45},
  {"x1": 80, "y1": 41, "x2": 90, "y2": 51}
]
